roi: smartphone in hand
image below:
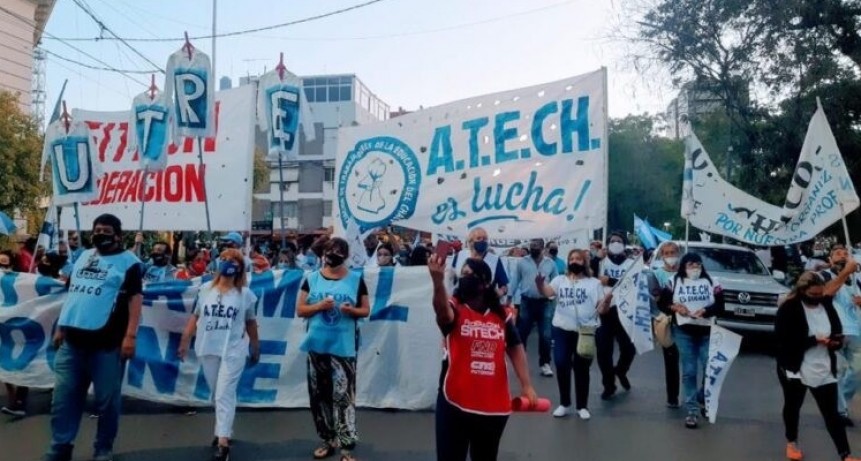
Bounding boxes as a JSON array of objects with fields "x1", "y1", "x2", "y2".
[{"x1": 435, "y1": 240, "x2": 453, "y2": 262}]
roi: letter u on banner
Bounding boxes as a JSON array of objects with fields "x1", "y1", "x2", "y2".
[{"x1": 53, "y1": 139, "x2": 92, "y2": 193}]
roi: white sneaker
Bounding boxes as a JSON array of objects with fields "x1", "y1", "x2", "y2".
[
  {"x1": 552, "y1": 405, "x2": 572, "y2": 417},
  {"x1": 540, "y1": 364, "x2": 554, "y2": 377},
  {"x1": 577, "y1": 408, "x2": 591, "y2": 420}
]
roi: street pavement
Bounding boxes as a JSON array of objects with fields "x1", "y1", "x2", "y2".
[{"x1": 2, "y1": 333, "x2": 861, "y2": 461}]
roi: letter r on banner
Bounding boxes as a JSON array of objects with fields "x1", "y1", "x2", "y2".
[{"x1": 174, "y1": 72, "x2": 207, "y2": 128}]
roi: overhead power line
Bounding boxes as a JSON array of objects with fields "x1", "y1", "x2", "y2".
[
  {"x1": 44, "y1": 50, "x2": 154, "y2": 74},
  {"x1": 0, "y1": 4, "x2": 149, "y2": 87},
  {"x1": 70, "y1": 0, "x2": 164, "y2": 72},
  {"x1": 44, "y1": 0, "x2": 387, "y2": 42}
]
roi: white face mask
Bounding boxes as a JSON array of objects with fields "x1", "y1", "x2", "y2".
[
  {"x1": 608, "y1": 242, "x2": 625, "y2": 255},
  {"x1": 687, "y1": 268, "x2": 702, "y2": 280},
  {"x1": 664, "y1": 256, "x2": 679, "y2": 268}
]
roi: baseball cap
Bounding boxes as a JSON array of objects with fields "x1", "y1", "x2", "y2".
[{"x1": 220, "y1": 232, "x2": 243, "y2": 246}]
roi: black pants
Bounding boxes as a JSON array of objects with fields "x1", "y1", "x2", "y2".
[
  {"x1": 4, "y1": 383, "x2": 29, "y2": 410},
  {"x1": 516, "y1": 297, "x2": 552, "y2": 366},
  {"x1": 777, "y1": 366, "x2": 850, "y2": 458},
  {"x1": 436, "y1": 393, "x2": 509, "y2": 461},
  {"x1": 596, "y1": 308, "x2": 636, "y2": 392},
  {"x1": 552, "y1": 327, "x2": 592, "y2": 409},
  {"x1": 663, "y1": 344, "x2": 680, "y2": 404}
]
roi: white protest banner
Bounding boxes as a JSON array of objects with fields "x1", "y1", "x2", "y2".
[
  {"x1": 256, "y1": 67, "x2": 316, "y2": 161},
  {"x1": 705, "y1": 324, "x2": 742, "y2": 423},
  {"x1": 611, "y1": 257, "x2": 654, "y2": 354},
  {"x1": 0, "y1": 267, "x2": 441, "y2": 410},
  {"x1": 681, "y1": 103, "x2": 858, "y2": 246},
  {"x1": 488, "y1": 230, "x2": 591, "y2": 256},
  {"x1": 335, "y1": 69, "x2": 608, "y2": 239},
  {"x1": 59, "y1": 86, "x2": 256, "y2": 231},
  {"x1": 165, "y1": 45, "x2": 215, "y2": 141}
]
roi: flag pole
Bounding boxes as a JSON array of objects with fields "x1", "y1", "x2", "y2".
[
  {"x1": 197, "y1": 137, "x2": 213, "y2": 235},
  {"x1": 73, "y1": 203, "x2": 82, "y2": 243},
  {"x1": 278, "y1": 155, "x2": 287, "y2": 249},
  {"x1": 138, "y1": 172, "x2": 148, "y2": 233},
  {"x1": 840, "y1": 203, "x2": 852, "y2": 247},
  {"x1": 684, "y1": 218, "x2": 690, "y2": 253}
]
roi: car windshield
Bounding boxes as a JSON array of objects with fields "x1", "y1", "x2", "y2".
[{"x1": 688, "y1": 247, "x2": 770, "y2": 275}]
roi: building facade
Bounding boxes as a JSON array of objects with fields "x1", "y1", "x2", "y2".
[
  {"x1": 252, "y1": 73, "x2": 391, "y2": 236},
  {"x1": 0, "y1": 0, "x2": 54, "y2": 114}
]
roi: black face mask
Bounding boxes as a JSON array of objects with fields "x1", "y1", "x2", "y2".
[
  {"x1": 151, "y1": 254, "x2": 169, "y2": 267},
  {"x1": 457, "y1": 275, "x2": 483, "y2": 300},
  {"x1": 325, "y1": 253, "x2": 346, "y2": 267},
  {"x1": 38, "y1": 264, "x2": 54, "y2": 276},
  {"x1": 801, "y1": 295, "x2": 823, "y2": 306},
  {"x1": 530, "y1": 248, "x2": 543, "y2": 258},
  {"x1": 549, "y1": 248, "x2": 559, "y2": 257},
  {"x1": 92, "y1": 234, "x2": 117, "y2": 252},
  {"x1": 568, "y1": 262, "x2": 586, "y2": 274}
]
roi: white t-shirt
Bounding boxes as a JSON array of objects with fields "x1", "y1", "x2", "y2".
[
  {"x1": 672, "y1": 276, "x2": 717, "y2": 327},
  {"x1": 193, "y1": 283, "x2": 258, "y2": 358},
  {"x1": 796, "y1": 304, "x2": 837, "y2": 388},
  {"x1": 550, "y1": 275, "x2": 603, "y2": 331}
]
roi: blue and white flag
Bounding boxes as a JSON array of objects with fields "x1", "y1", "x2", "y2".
[
  {"x1": 35, "y1": 204, "x2": 57, "y2": 250},
  {"x1": 612, "y1": 256, "x2": 654, "y2": 355},
  {"x1": 41, "y1": 119, "x2": 102, "y2": 206},
  {"x1": 128, "y1": 89, "x2": 172, "y2": 171},
  {"x1": 256, "y1": 67, "x2": 315, "y2": 161},
  {"x1": 165, "y1": 46, "x2": 215, "y2": 141},
  {"x1": 0, "y1": 210, "x2": 16, "y2": 235},
  {"x1": 648, "y1": 220, "x2": 672, "y2": 242},
  {"x1": 634, "y1": 214, "x2": 658, "y2": 249}
]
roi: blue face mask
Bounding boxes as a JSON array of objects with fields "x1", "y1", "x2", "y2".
[
  {"x1": 473, "y1": 241, "x2": 489, "y2": 255},
  {"x1": 219, "y1": 260, "x2": 240, "y2": 277}
]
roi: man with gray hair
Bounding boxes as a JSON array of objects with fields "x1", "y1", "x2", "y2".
[{"x1": 450, "y1": 227, "x2": 509, "y2": 297}]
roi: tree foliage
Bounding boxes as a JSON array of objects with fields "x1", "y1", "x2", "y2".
[
  {"x1": 608, "y1": 115, "x2": 684, "y2": 236},
  {"x1": 617, "y1": 0, "x2": 861, "y2": 240},
  {"x1": 0, "y1": 91, "x2": 45, "y2": 221}
]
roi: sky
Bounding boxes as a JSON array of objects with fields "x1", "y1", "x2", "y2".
[{"x1": 36, "y1": 0, "x2": 676, "y2": 119}]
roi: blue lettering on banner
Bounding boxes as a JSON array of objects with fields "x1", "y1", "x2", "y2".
[
  {"x1": 427, "y1": 125, "x2": 455, "y2": 176},
  {"x1": 0, "y1": 317, "x2": 44, "y2": 371},
  {"x1": 0, "y1": 272, "x2": 19, "y2": 306},
  {"x1": 251, "y1": 269, "x2": 303, "y2": 318},
  {"x1": 143, "y1": 280, "x2": 194, "y2": 313},
  {"x1": 266, "y1": 85, "x2": 300, "y2": 153},
  {"x1": 52, "y1": 136, "x2": 95, "y2": 195},
  {"x1": 127, "y1": 326, "x2": 182, "y2": 394},
  {"x1": 561, "y1": 97, "x2": 591, "y2": 153},
  {"x1": 493, "y1": 111, "x2": 523, "y2": 164},
  {"x1": 532, "y1": 101, "x2": 559, "y2": 156},
  {"x1": 462, "y1": 117, "x2": 490, "y2": 169},
  {"x1": 369, "y1": 267, "x2": 409, "y2": 322},
  {"x1": 173, "y1": 69, "x2": 209, "y2": 130},
  {"x1": 134, "y1": 104, "x2": 169, "y2": 162},
  {"x1": 237, "y1": 340, "x2": 287, "y2": 403}
]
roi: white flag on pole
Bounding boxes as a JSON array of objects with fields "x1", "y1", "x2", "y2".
[
  {"x1": 611, "y1": 257, "x2": 654, "y2": 355},
  {"x1": 704, "y1": 324, "x2": 742, "y2": 423}
]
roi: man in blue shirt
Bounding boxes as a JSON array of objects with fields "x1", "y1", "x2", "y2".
[
  {"x1": 45, "y1": 214, "x2": 143, "y2": 461},
  {"x1": 142, "y1": 241, "x2": 179, "y2": 283},
  {"x1": 510, "y1": 238, "x2": 559, "y2": 377},
  {"x1": 546, "y1": 241, "x2": 566, "y2": 275}
]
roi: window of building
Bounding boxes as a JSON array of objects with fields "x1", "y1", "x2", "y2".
[
  {"x1": 274, "y1": 202, "x2": 297, "y2": 218},
  {"x1": 324, "y1": 167, "x2": 335, "y2": 182},
  {"x1": 304, "y1": 87, "x2": 315, "y2": 102},
  {"x1": 323, "y1": 200, "x2": 333, "y2": 216},
  {"x1": 315, "y1": 87, "x2": 327, "y2": 102},
  {"x1": 339, "y1": 85, "x2": 351, "y2": 101}
]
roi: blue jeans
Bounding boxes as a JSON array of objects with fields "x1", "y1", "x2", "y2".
[
  {"x1": 46, "y1": 343, "x2": 125, "y2": 460},
  {"x1": 673, "y1": 326, "x2": 709, "y2": 416},
  {"x1": 838, "y1": 335, "x2": 861, "y2": 415},
  {"x1": 517, "y1": 297, "x2": 553, "y2": 366}
]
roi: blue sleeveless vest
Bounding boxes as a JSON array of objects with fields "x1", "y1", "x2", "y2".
[
  {"x1": 300, "y1": 270, "x2": 362, "y2": 357},
  {"x1": 59, "y1": 249, "x2": 141, "y2": 330}
]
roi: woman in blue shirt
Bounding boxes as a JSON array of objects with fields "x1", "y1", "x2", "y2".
[{"x1": 297, "y1": 237, "x2": 370, "y2": 461}]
